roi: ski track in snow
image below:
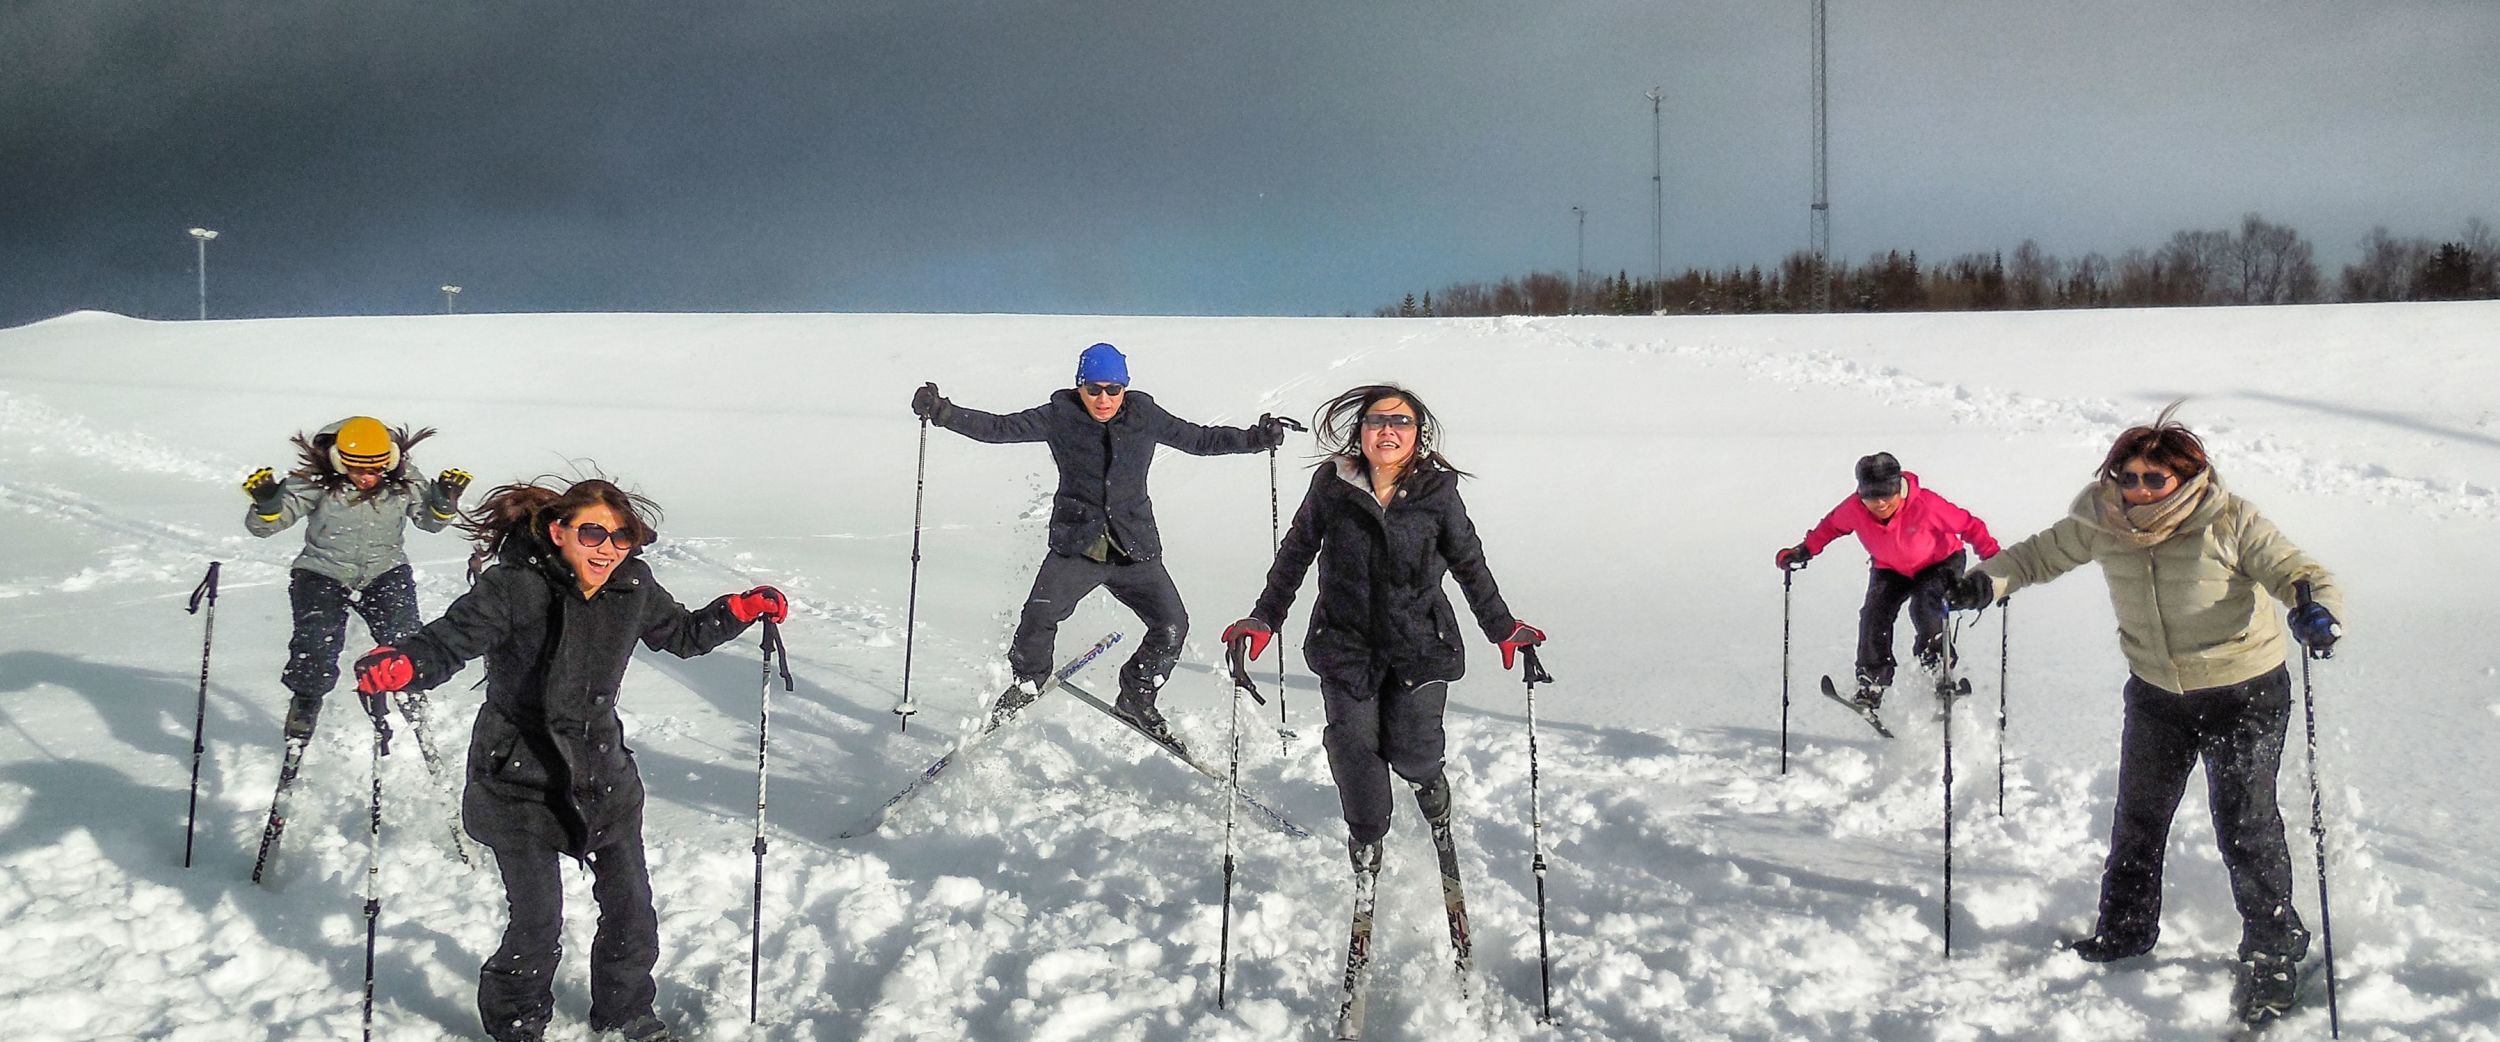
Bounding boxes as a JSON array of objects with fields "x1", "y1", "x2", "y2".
[{"x1": 2, "y1": 312, "x2": 2495, "y2": 1041}]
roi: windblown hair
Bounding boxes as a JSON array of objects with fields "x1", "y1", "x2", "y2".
[
  {"x1": 2098, "y1": 399, "x2": 2210, "y2": 481},
  {"x1": 460, "y1": 476, "x2": 662, "y2": 580},
  {"x1": 287, "y1": 425, "x2": 435, "y2": 503},
  {"x1": 1312, "y1": 383, "x2": 1467, "y2": 481}
]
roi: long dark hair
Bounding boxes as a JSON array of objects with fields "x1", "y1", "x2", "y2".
[
  {"x1": 1313, "y1": 383, "x2": 1466, "y2": 479},
  {"x1": 2098, "y1": 399, "x2": 2210, "y2": 481},
  {"x1": 460, "y1": 476, "x2": 662, "y2": 580},
  {"x1": 288, "y1": 424, "x2": 434, "y2": 503}
]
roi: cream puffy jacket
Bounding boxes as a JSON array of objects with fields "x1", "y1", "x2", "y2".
[{"x1": 1976, "y1": 473, "x2": 2341, "y2": 695}]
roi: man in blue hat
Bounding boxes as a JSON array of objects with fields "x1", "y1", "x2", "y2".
[{"x1": 913, "y1": 343, "x2": 1289, "y2": 745}]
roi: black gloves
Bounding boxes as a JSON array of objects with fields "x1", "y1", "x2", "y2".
[
  {"x1": 910, "y1": 382, "x2": 953, "y2": 424},
  {"x1": 1256, "y1": 413, "x2": 1293, "y2": 449},
  {"x1": 242, "y1": 467, "x2": 284, "y2": 514},
  {"x1": 1943, "y1": 570, "x2": 1996, "y2": 612},
  {"x1": 2289, "y1": 601, "x2": 2341, "y2": 653},
  {"x1": 435, "y1": 468, "x2": 472, "y2": 502}
]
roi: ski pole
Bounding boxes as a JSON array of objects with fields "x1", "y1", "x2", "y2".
[
  {"x1": 1941, "y1": 615, "x2": 1958, "y2": 958},
  {"x1": 2294, "y1": 580, "x2": 2342, "y2": 1038},
  {"x1": 359, "y1": 687, "x2": 395, "y2": 1042},
  {"x1": 751, "y1": 619, "x2": 793, "y2": 1024},
  {"x1": 183, "y1": 562, "x2": 221, "y2": 868},
  {"x1": 1779, "y1": 568, "x2": 1792, "y2": 775},
  {"x1": 1217, "y1": 635, "x2": 1272, "y2": 1008},
  {"x1": 1997, "y1": 596, "x2": 2009, "y2": 817},
  {"x1": 1521, "y1": 645, "x2": 1557, "y2": 1023},
  {"x1": 897, "y1": 417, "x2": 929, "y2": 732},
  {"x1": 1267, "y1": 414, "x2": 1305, "y2": 751}
]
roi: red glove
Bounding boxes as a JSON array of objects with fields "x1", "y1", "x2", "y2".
[
  {"x1": 1775, "y1": 544, "x2": 1812, "y2": 571},
  {"x1": 1498, "y1": 622, "x2": 1545, "y2": 670},
  {"x1": 1222, "y1": 618, "x2": 1273, "y2": 660},
  {"x1": 728, "y1": 586, "x2": 789, "y2": 624},
  {"x1": 354, "y1": 646, "x2": 414, "y2": 696}
]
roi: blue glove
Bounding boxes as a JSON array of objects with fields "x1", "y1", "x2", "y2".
[{"x1": 2289, "y1": 601, "x2": 2340, "y2": 652}]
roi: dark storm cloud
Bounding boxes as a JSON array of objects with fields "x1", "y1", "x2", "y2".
[{"x1": 4, "y1": 1, "x2": 2496, "y2": 326}]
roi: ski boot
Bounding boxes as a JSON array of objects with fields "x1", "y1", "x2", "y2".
[
  {"x1": 1412, "y1": 771, "x2": 1454, "y2": 829},
  {"x1": 2232, "y1": 952, "x2": 2300, "y2": 1026},
  {"x1": 1850, "y1": 681, "x2": 1886, "y2": 712},
  {"x1": 2061, "y1": 932, "x2": 2154, "y2": 963},
  {"x1": 1112, "y1": 689, "x2": 1186, "y2": 753}
]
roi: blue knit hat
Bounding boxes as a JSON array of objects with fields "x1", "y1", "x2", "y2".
[{"x1": 1076, "y1": 342, "x2": 1129, "y2": 385}]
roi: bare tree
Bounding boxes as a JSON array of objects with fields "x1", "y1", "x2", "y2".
[
  {"x1": 2009, "y1": 239, "x2": 2057, "y2": 309},
  {"x1": 2339, "y1": 226, "x2": 2430, "y2": 302},
  {"x1": 2225, "y1": 214, "x2": 2321, "y2": 304}
]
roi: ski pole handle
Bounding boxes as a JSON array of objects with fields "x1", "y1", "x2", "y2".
[
  {"x1": 2293, "y1": 580, "x2": 2337, "y2": 661},
  {"x1": 188, "y1": 561, "x2": 221, "y2": 614},
  {"x1": 1225, "y1": 639, "x2": 1268, "y2": 706},
  {"x1": 1519, "y1": 645, "x2": 1553, "y2": 687}
]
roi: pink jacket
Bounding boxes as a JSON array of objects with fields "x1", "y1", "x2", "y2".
[{"x1": 1801, "y1": 472, "x2": 1999, "y2": 575}]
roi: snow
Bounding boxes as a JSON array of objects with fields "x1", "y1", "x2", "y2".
[{"x1": 2, "y1": 303, "x2": 2497, "y2": 1040}]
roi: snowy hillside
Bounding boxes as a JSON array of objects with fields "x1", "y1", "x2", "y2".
[{"x1": 2, "y1": 304, "x2": 2496, "y2": 1041}]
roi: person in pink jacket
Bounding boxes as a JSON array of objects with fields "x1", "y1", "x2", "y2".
[{"x1": 1776, "y1": 452, "x2": 1999, "y2": 709}]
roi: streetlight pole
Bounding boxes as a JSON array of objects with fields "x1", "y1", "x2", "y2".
[
  {"x1": 1647, "y1": 88, "x2": 1665, "y2": 315},
  {"x1": 441, "y1": 285, "x2": 462, "y2": 315},
  {"x1": 1570, "y1": 206, "x2": 1586, "y2": 313},
  {"x1": 187, "y1": 228, "x2": 219, "y2": 320}
]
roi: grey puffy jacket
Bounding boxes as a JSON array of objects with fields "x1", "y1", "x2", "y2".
[{"x1": 246, "y1": 464, "x2": 456, "y2": 591}]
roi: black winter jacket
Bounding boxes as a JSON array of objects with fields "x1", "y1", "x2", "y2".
[
  {"x1": 1251, "y1": 458, "x2": 1516, "y2": 690},
  {"x1": 940, "y1": 389, "x2": 1268, "y2": 562},
  {"x1": 397, "y1": 540, "x2": 749, "y2": 856}
]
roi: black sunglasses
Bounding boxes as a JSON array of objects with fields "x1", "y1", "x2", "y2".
[
  {"x1": 1359, "y1": 413, "x2": 1417, "y2": 429},
  {"x1": 567, "y1": 521, "x2": 639, "y2": 549},
  {"x1": 1081, "y1": 382, "x2": 1127, "y2": 397},
  {"x1": 2114, "y1": 471, "x2": 2175, "y2": 491}
]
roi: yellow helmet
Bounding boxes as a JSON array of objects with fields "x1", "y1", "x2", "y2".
[{"x1": 328, "y1": 416, "x2": 399, "y2": 472}]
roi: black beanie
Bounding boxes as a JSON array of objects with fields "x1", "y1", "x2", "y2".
[{"x1": 1855, "y1": 452, "x2": 1903, "y2": 497}]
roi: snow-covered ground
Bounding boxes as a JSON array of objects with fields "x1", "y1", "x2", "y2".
[{"x1": 2, "y1": 304, "x2": 2495, "y2": 1041}]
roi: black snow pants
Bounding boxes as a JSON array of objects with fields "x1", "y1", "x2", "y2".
[
  {"x1": 1320, "y1": 667, "x2": 1450, "y2": 847},
  {"x1": 1855, "y1": 550, "x2": 1964, "y2": 688},
  {"x1": 282, "y1": 564, "x2": 421, "y2": 738},
  {"x1": 479, "y1": 828, "x2": 660, "y2": 1041},
  {"x1": 2093, "y1": 666, "x2": 2309, "y2": 962},
  {"x1": 1010, "y1": 552, "x2": 1187, "y2": 704}
]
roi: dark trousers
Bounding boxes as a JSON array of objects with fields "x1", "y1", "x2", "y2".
[
  {"x1": 282, "y1": 565, "x2": 421, "y2": 738},
  {"x1": 2094, "y1": 667, "x2": 2308, "y2": 961},
  {"x1": 1320, "y1": 669, "x2": 1450, "y2": 847},
  {"x1": 1855, "y1": 550, "x2": 1963, "y2": 687},
  {"x1": 1011, "y1": 552, "x2": 1187, "y2": 703},
  {"x1": 479, "y1": 831, "x2": 659, "y2": 1040}
]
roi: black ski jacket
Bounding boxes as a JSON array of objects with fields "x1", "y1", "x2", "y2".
[
  {"x1": 938, "y1": 389, "x2": 1268, "y2": 562},
  {"x1": 1250, "y1": 458, "x2": 1516, "y2": 691},
  {"x1": 396, "y1": 539, "x2": 749, "y2": 856}
]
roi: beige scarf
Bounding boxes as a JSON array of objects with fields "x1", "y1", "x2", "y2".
[{"x1": 2093, "y1": 468, "x2": 2213, "y2": 547}]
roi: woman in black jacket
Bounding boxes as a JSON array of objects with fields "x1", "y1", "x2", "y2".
[
  {"x1": 351, "y1": 478, "x2": 787, "y2": 1042},
  {"x1": 1223, "y1": 384, "x2": 1543, "y2": 868}
]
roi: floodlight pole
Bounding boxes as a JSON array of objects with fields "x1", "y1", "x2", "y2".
[
  {"x1": 441, "y1": 285, "x2": 462, "y2": 315},
  {"x1": 188, "y1": 228, "x2": 220, "y2": 320}
]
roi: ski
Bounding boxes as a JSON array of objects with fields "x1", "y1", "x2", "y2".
[
  {"x1": 396, "y1": 692, "x2": 475, "y2": 868},
  {"x1": 835, "y1": 632, "x2": 1122, "y2": 839},
  {"x1": 1817, "y1": 676, "x2": 1895, "y2": 739},
  {"x1": 250, "y1": 733, "x2": 310, "y2": 884},
  {"x1": 1053, "y1": 679, "x2": 1310, "y2": 839},
  {"x1": 1334, "y1": 843, "x2": 1382, "y2": 1039},
  {"x1": 1427, "y1": 813, "x2": 1474, "y2": 992}
]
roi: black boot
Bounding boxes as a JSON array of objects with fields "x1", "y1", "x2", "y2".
[
  {"x1": 1412, "y1": 771, "x2": 1453, "y2": 829},
  {"x1": 2233, "y1": 952, "x2": 2301, "y2": 1025},
  {"x1": 1850, "y1": 682, "x2": 1887, "y2": 711},
  {"x1": 2063, "y1": 932, "x2": 2155, "y2": 963},
  {"x1": 1112, "y1": 689, "x2": 1184, "y2": 752}
]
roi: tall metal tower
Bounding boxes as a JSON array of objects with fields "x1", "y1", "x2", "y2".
[
  {"x1": 1809, "y1": 0, "x2": 1831, "y2": 311},
  {"x1": 1648, "y1": 87, "x2": 1665, "y2": 313}
]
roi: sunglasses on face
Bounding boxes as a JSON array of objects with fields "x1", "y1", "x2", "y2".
[
  {"x1": 567, "y1": 521, "x2": 638, "y2": 549},
  {"x1": 1359, "y1": 413, "x2": 1417, "y2": 430},
  {"x1": 2114, "y1": 470, "x2": 2175, "y2": 491},
  {"x1": 1081, "y1": 382, "x2": 1127, "y2": 398}
]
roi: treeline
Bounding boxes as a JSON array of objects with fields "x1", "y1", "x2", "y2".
[{"x1": 1377, "y1": 214, "x2": 2500, "y2": 317}]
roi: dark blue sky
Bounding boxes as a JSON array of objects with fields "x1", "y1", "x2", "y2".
[{"x1": 5, "y1": 1, "x2": 2496, "y2": 326}]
